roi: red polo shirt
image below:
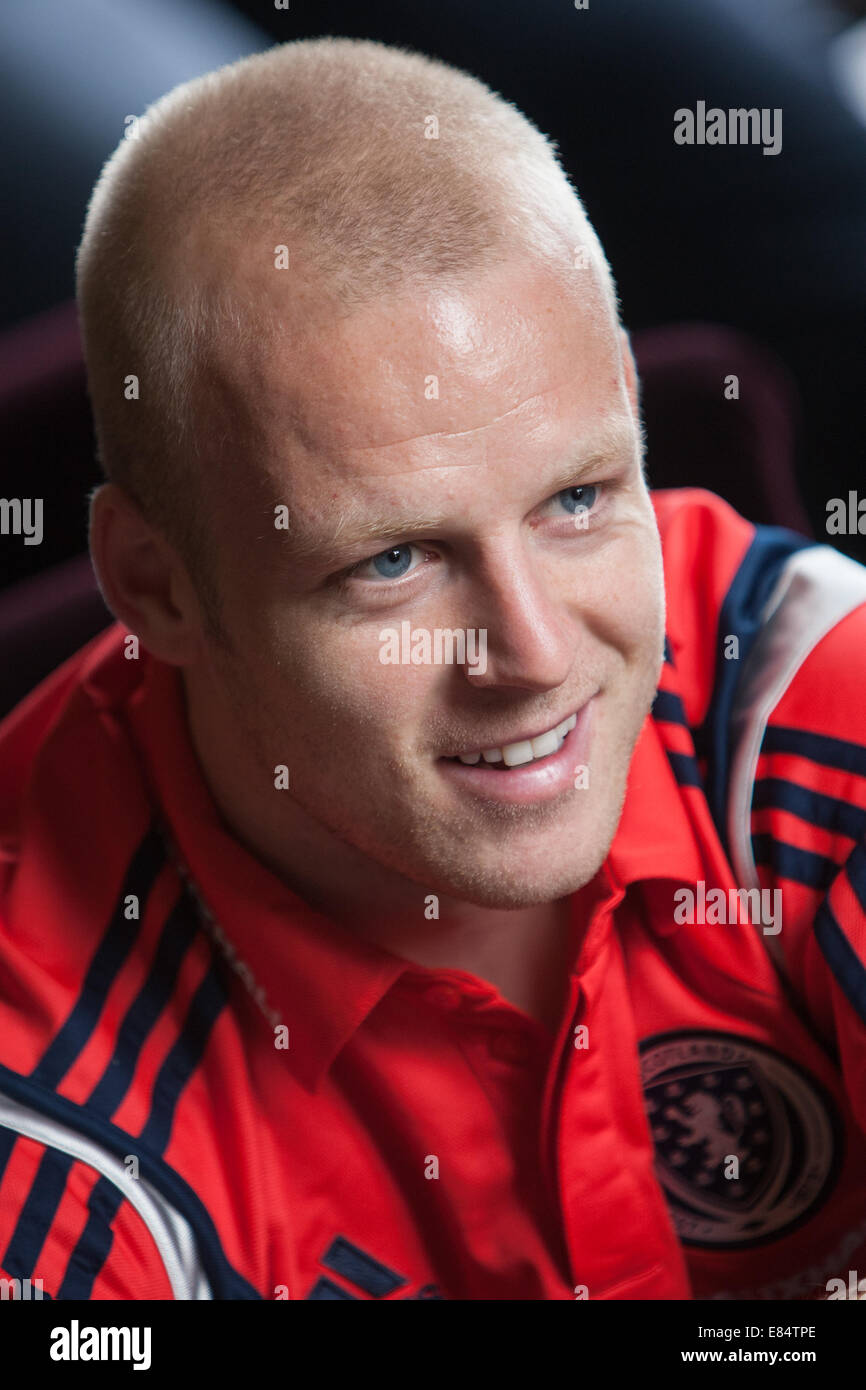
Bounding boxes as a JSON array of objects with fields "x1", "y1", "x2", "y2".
[{"x1": 1, "y1": 488, "x2": 866, "y2": 1300}]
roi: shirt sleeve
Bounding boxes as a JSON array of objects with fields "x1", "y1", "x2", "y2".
[
  {"x1": 748, "y1": 600, "x2": 866, "y2": 1138},
  {"x1": 0, "y1": 1132, "x2": 176, "y2": 1299}
]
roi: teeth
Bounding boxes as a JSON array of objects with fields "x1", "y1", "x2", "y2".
[
  {"x1": 529, "y1": 728, "x2": 560, "y2": 760},
  {"x1": 456, "y1": 712, "x2": 577, "y2": 768},
  {"x1": 503, "y1": 740, "x2": 534, "y2": 768}
]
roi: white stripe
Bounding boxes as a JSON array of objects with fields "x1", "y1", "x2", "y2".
[
  {"x1": 0, "y1": 1090, "x2": 212, "y2": 1299},
  {"x1": 727, "y1": 544, "x2": 866, "y2": 974}
]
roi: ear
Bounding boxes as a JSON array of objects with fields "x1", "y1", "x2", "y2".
[
  {"x1": 619, "y1": 327, "x2": 641, "y2": 422},
  {"x1": 88, "y1": 482, "x2": 203, "y2": 666}
]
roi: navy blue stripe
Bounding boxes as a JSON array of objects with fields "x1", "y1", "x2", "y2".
[
  {"x1": 846, "y1": 840, "x2": 866, "y2": 916},
  {"x1": 0, "y1": 830, "x2": 164, "y2": 1192},
  {"x1": 691, "y1": 720, "x2": 709, "y2": 761},
  {"x1": 762, "y1": 725, "x2": 866, "y2": 780},
  {"x1": 1, "y1": 1151, "x2": 73, "y2": 1280},
  {"x1": 814, "y1": 898, "x2": 866, "y2": 1027},
  {"x1": 752, "y1": 778, "x2": 866, "y2": 842},
  {"x1": 6, "y1": 893, "x2": 201, "y2": 1284},
  {"x1": 55, "y1": 1180, "x2": 117, "y2": 1301},
  {"x1": 664, "y1": 635, "x2": 675, "y2": 666},
  {"x1": 696, "y1": 527, "x2": 815, "y2": 850},
  {"x1": 87, "y1": 894, "x2": 200, "y2": 1120},
  {"x1": 321, "y1": 1236, "x2": 407, "y2": 1297},
  {"x1": 0, "y1": 1130, "x2": 16, "y2": 1184},
  {"x1": 652, "y1": 688, "x2": 689, "y2": 727},
  {"x1": 32, "y1": 829, "x2": 164, "y2": 1090},
  {"x1": 752, "y1": 834, "x2": 838, "y2": 891},
  {"x1": 0, "y1": 1058, "x2": 259, "y2": 1299},
  {"x1": 308, "y1": 1276, "x2": 359, "y2": 1300},
  {"x1": 667, "y1": 750, "x2": 703, "y2": 788},
  {"x1": 139, "y1": 959, "x2": 228, "y2": 1154},
  {"x1": 56, "y1": 960, "x2": 229, "y2": 1299}
]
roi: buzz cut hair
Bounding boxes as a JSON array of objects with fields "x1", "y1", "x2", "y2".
[{"x1": 76, "y1": 35, "x2": 619, "y2": 595}]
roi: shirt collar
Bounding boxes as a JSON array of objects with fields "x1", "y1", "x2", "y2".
[
  {"x1": 124, "y1": 649, "x2": 703, "y2": 1091},
  {"x1": 124, "y1": 651, "x2": 410, "y2": 1093},
  {"x1": 607, "y1": 711, "x2": 708, "y2": 892}
]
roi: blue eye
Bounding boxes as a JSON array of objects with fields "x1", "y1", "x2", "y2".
[
  {"x1": 371, "y1": 545, "x2": 414, "y2": 579},
  {"x1": 557, "y1": 483, "x2": 598, "y2": 515}
]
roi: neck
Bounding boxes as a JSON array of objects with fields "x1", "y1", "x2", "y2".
[{"x1": 183, "y1": 672, "x2": 584, "y2": 1035}]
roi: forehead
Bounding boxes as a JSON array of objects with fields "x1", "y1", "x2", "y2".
[{"x1": 214, "y1": 252, "x2": 626, "y2": 538}]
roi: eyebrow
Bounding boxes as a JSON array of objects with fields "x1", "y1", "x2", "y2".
[{"x1": 287, "y1": 420, "x2": 641, "y2": 565}]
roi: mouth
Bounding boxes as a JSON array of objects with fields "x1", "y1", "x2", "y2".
[
  {"x1": 443, "y1": 711, "x2": 578, "y2": 769},
  {"x1": 436, "y1": 698, "x2": 595, "y2": 806}
]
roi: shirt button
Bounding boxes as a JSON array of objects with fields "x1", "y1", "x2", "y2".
[
  {"x1": 488, "y1": 1030, "x2": 532, "y2": 1065},
  {"x1": 424, "y1": 982, "x2": 463, "y2": 1010}
]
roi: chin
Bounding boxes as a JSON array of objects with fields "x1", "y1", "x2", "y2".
[
  {"x1": 383, "y1": 758, "x2": 628, "y2": 909},
  {"x1": 436, "y1": 861, "x2": 605, "y2": 910},
  {"x1": 450, "y1": 875, "x2": 599, "y2": 911},
  {"x1": 422, "y1": 826, "x2": 615, "y2": 910}
]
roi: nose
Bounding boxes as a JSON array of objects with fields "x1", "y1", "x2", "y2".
[{"x1": 462, "y1": 545, "x2": 576, "y2": 692}]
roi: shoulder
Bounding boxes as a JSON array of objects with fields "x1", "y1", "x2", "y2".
[
  {"x1": 725, "y1": 532, "x2": 866, "y2": 890},
  {"x1": 650, "y1": 487, "x2": 866, "y2": 785},
  {"x1": 650, "y1": 487, "x2": 845, "y2": 717},
  {"x1": 0, "y1": 623, "x2": 170, "y2": 1074},
  {"x1": 652, "y1": 489, "x2": 866, "y2": 1120},
  {"x1": 0, "y1": 621, "x2": 139, "y2": 849},
  {"x1": 0, "y1": 1109, "x2": 177, "y2": 1299}
]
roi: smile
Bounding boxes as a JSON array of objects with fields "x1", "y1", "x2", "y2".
[
  {"x1": 437, "y1": 698, "x2": 595, "y2": 807},
  {"x1": 446, "y1": 712, "x2": 578, "y2": 768}
]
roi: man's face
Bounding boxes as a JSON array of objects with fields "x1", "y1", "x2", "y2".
[{"x1": 192, "y1": 251, "x2": 665, "y2": 910}]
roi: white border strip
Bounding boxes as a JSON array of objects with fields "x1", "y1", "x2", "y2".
[
  {"x1": 727, "y1": 544, "x2": 866, "y2": 972},
  {"x1": 0, "y1": 1090, "x2": 212, "y2": 1300}
]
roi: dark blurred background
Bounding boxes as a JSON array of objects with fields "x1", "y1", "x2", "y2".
[{"x1": 1, "y1": 0, "x2": 865, "y2": 708}]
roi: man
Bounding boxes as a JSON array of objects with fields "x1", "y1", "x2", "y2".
[{"x1": 0, "y1": 37, "x2": 864, "y2": 1301}]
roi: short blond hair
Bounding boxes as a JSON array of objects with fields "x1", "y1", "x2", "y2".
[{"x1": 77, "y1": 36, "x2": 618, "y2": 576}]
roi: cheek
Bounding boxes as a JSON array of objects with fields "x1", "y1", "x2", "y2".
[
  {"x1": 626, "y1": 548, "x2": 665, "y2": 642},
  {"x1": 581, "y1": 530, "x2": 664, "y2": 657},
  {"x1": 252, "y1": 613, "x2": 435, "y2": 746}
]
